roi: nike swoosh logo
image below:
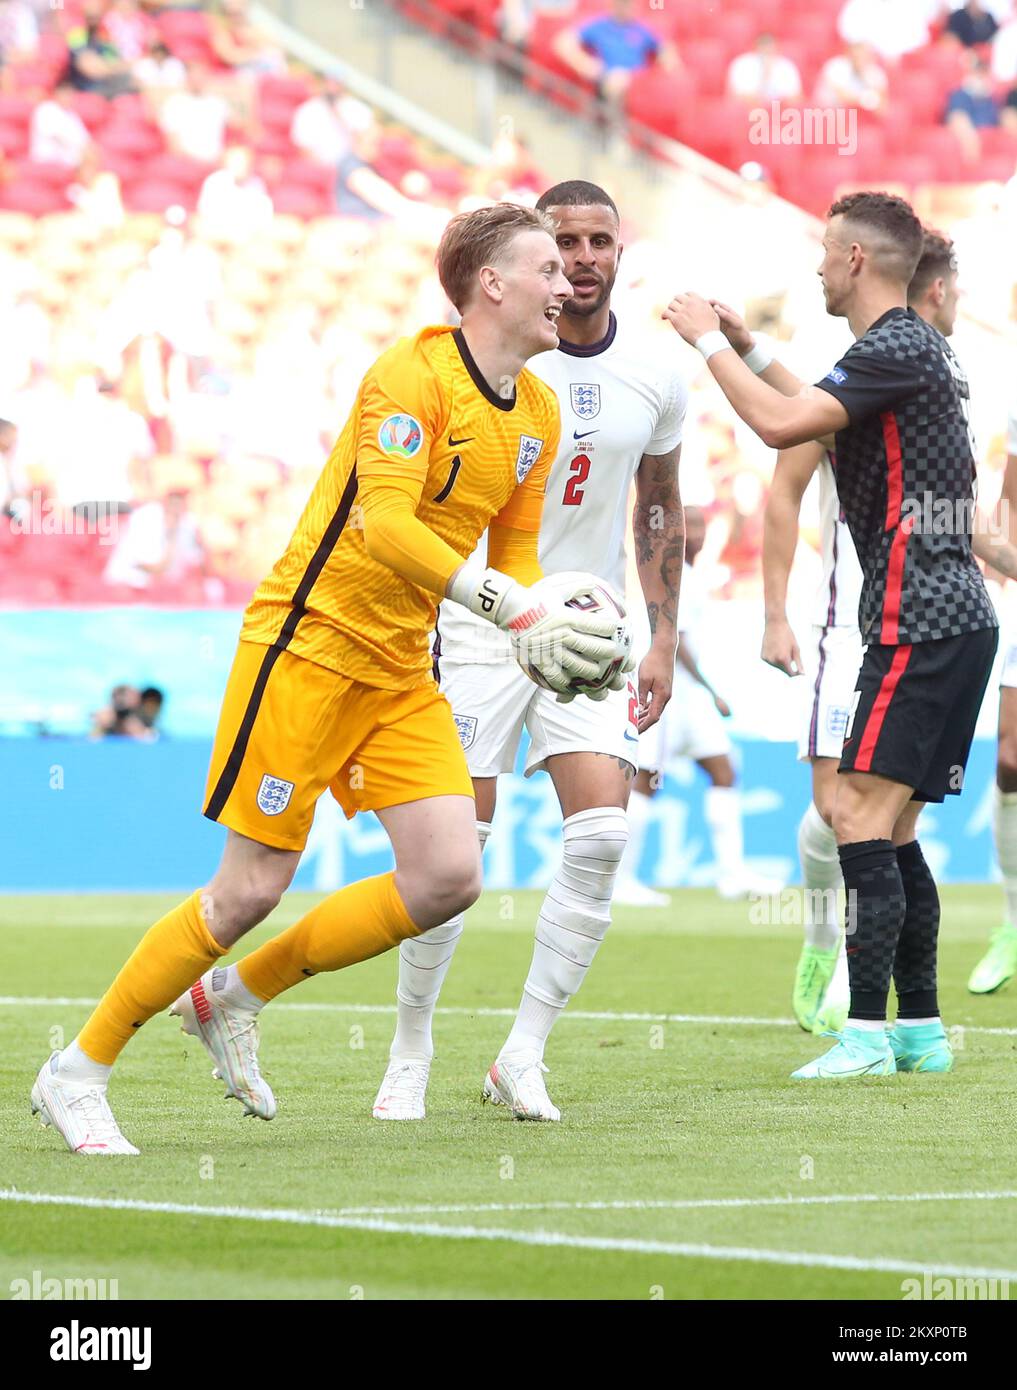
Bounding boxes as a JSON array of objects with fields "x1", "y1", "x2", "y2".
[
  {"x1": 573, "y1": 429, "x2": 599, "y2": 439},
  {"x1": 448, "y1": 434, "x2": 474, "y2": 447},
  {"x1": 623, "y1": 730, "x2": 638, "y2": 742}
]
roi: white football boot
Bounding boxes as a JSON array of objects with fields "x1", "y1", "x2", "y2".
[
  {"x1": 170, "y1": 971, "x2": 276, "y2": 1119},
  {"x1": 31, "y1": 1053, "x2": 139, "y2": 1155},
  {"x1": 612, "y1": 876, "x2": 672, "y2": 908},
  {"x1": 483, "y1": 1055, "x2": 561, "y2": 1121},
  {"x1": 372, "y1": 1058, "x2": 431, "y2": 1119}
]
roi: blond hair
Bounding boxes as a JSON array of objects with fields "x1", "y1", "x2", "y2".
[{"x1": 437, "y1": 203, "x2": 556, "y2": 313}]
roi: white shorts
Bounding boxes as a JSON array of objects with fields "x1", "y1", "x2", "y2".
[
  {"x1": 1000, "y1": 637, "x2": 1017, "y2": 689},
  {"x1": 638, "y1": 676, "x2": 732, "y2": 771},
  {"x1": 797, "y1": 623, "x2": 864, "y2": 761},
  {"x1": 438, "y1": 659, "x2": 640, "y2": 778}
]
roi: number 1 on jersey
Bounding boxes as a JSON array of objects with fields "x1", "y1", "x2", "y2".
[{"x1": 562, "y1": 454, "x2": 591, "y2": 506}]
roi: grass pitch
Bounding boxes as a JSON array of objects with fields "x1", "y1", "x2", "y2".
[{"x1": 2, "y1": 889, "x2": 1016, "y2": 1300}]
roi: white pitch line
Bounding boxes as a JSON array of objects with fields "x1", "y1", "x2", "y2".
[
  {"x1": 1, "y1": 996, "x2": 1015, "y2": 1036},
  {"x1": 329, "y1": 1190, "x2": 1017, "y2": 1217},
  {"x1": 1, "y1": 1189, "x2": 1014, "y2": 1280}
]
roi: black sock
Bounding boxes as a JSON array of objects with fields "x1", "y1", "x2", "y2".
[
  {"x1": 839, "y1": 839, "x2": 906, "y2": 1022},
  {"x1": 892, "y1": 839, "x2": 940, "y2": 1020}
]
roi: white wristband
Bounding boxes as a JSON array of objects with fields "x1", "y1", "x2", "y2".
[
  {"x1": 742, "y1": 341, "x2": 774, "y2": 374},
  {"x1": 694, "y1": 330, "x2": 731, "y2": 361}
]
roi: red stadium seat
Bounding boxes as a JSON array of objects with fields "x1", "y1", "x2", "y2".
[
  {"x1": 0, "y1": 122, "x2": 29, "y2": 158},
  {"x1": 67, "y1": 91, "x2": 110, "y2": 134},
  {"x1": 12, "y1": 159, "x2": 76, "y2": 188},
  {"x1": 272, "y1": 183, "x2": 332, "y2": 218},
  {"x1": 625, "y1": 67, "x2": 693, "y2": 141},
  {"x1": 257, "y1": 74, "x2": 312, "y2": 108},
  {"x1": 0, "y1": 94, "x2": 34, "y2": 128},
  {"x1": 689, "y1": 97, "x2": 748, "y2": 167},
  {"x1": 279, "y1": 158, "x2": 333, "y2": 194},
  {"x1": 100, "y1": 121, "x2": 165, "y2": 159},
  {"x1": 124, "y1": 179, "x2": 198, "y2": 213},
  {"x1": 141, "y1": 153, "x2": 214, "y2": 190},
  {"x1": 909, "y1": 125, "x2": 968, "y2": 179},
  {"x1": 525, "y1": 15, "x2": 596, "y2": 113},
  {"x1": 681, "y1": 38, "x2": 730, "y2": 97}
]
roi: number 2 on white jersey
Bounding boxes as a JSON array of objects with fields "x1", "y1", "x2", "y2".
[{"x1": 562, "y1": 454, "x2": 591, "y2": 506}]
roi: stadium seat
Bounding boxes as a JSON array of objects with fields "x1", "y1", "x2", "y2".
[
  {"x1": 125, "y1": 180, "x2": 199, "y2": 213},
  {"x1": 625, "y1": 67, "x2": 692, "y2": 141},
  {"x1": 67, "y1": 91, "x2": 110, "y2": 134},
  {"x1": 0, "y1": 178, "x2": 70, "y2": 215},
  {"x1": 0, "y1": 94, "x2": 34, "y2": 128},
  {"x1": 100, "y1": 121, "x2": 165, "y2": 159},
  {"x1": 0, "y1": 122, "x2": 29, "y2": 158},
  {"x1": 681, "y1": 39, "x2": 731, "y2": 97}
]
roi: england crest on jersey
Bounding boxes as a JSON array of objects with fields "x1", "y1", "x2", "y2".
[
  {"x1": 515, "y1": 434, "x2": 543, "y2": 483},
  {"x1": 257, "y1": 774, "x2": 294, "y2": 816},
  {"x1": 570, "y1": 383, "x2": 600, "y2": 419}
]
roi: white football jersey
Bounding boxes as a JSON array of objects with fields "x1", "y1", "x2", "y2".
[
  {"x1": 436, "y1": 313, "x2": 688, "y2": 662},
  {"x1": 811, "y1": 450, "x2": 863, "y2": 630}
]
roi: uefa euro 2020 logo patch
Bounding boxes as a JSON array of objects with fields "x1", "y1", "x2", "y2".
[
  {"x1": 570, "y1": 383, "x2": 600, "y2": 419},
  {"x1": 515, "y1": 435, "x2": 543, "y2": 483},
  {"x1": 378, "y1": 414, "x2": 423, "y2": 459},
  {"x1": 257, "y1": 774, "x2": 295, "y2": 816}
]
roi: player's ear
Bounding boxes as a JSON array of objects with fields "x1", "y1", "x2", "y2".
[{"x1": 477, "y1": 264, "x2": 504, "y2": 304}]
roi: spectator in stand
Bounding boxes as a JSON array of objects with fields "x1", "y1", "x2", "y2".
[
  {"x1": 1002, "y1": 81, "x2": 1017, "y2": 129},
  {"x1": 138, "y1": 685, "x2": 165, "y2": 734},
  {"x1": 993, "y1": 10, "x2": 1017, "y2": 83},
  {"x1": 103, "y1": 0, "x2": 159, "y2": 63},
  {"x1": 210, "y1": 0, "x2": 285, "y2": 77},
  {"x1": 66, "y1": 0, "x2": 136, "y2": 98},
  {"x1": 290, "y1": 71, "x2": 373, "y2": 167},
  {"x1": 554, "y1": 0, "x2": 678, "y2": 111},
  {"x1": 132, "y1": 37, "x2": 187, "y2": 97},
  {"x1": 497, "y1": 0, "x2": 578, "y2": 51},
  {"x1": 945, "y1": 52, "x2": 1001, "y2": 160},
  {"x1": 197, "y1": 144, "x2": 273, "y2": 237},
  {"x1": 727, "y1": 33, "x2": 802, "y2": 104},
  {"x1": 54, "y1": 374, "x2": 153, "y2": 517},
  {"x1": 0, "y1": 416, "x2": 29, "y2": 518},
  {"x1": 29, "y1": 80, "x2": 93, "y2": 166},
  {"x1": 68, "y1": 155, "x2": 124, "y2": 229},
  {"x1": 103, "y1": 487, "x2": 206, "y2": 591},
  {"x1": 158, "y1": 63, "x2": 231, "y2": 163},
  {"x1": 90, "y1": 684, "x2": 154, "y2": 740},
  {"x1": 0, "y1": 1, "x2": 38, "y2": 64},
  {"x1": 946, "y1": 1, "x2": 1000, "y2": 47},
  {"x1": 837, "y1": 0, "x2": 937, "y2": 64},
  {"x1": 814, "y1": 41, "x2": 888, "y2": 113}
]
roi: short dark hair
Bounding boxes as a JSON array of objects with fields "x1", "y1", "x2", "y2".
[
  {"x1": 908, "y1": 229, "x2": 958, "y2": 305},
  {"x1": 536, "y1": 181, "x2": 619, "y2": 220},
  {"x1": 140, "y1": 687, "x2": 164, "y2": 705},
  {"x1": 828, "y1": 191, "x2": 924, "y2": 285}
]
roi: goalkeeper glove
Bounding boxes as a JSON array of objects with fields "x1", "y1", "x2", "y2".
[{"x1": 447, "y1": 567, "x2": 621, "y2": 695}]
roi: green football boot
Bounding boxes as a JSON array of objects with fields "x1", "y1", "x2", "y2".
[
  {"x1": 812, "y1": 997, "x2": 849, "y2": 1036},
  {"x1": 791, "y1": 1025, "x2": 896, "y2": 1079},
  {"x1": 967, "y1": 925, "x2": 1017, "y2": 995},
  {"x1": 888, "y1": 1021, "x2": 953, "y2": 1073},
  {"x1": 792, "y1": 944, "x2": 839, "y2": 1031}
]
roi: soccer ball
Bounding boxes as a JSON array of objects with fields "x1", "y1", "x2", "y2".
[{"x1": 522, "y1": 571, "x2": 632, "y2": 698}]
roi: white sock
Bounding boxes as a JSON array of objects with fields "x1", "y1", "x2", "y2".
[
  {"x1": 58, "y1": 1039, "x2": 112, "y2": 1085},
  {"x1": 390, "y1": 820, "x2": 491, "y2": 1061},
  {"x1": 619, "y1": 786, "x2": 653, "y2": 885},
  {"x1": 500, "y1": 806, "x2": 628, "y2": 1061},
  {"x1": 705, "y1": 784, "x2": 744, "y2": 887},
  {"x1": 994, "y1": 788, "x2": 1017, "y2": 927},
  {"x1": 798, "y1": 800, "x2": 842, "y2": 950},
  {"x1": 846, "y1": 1016, "x2": 886, "y2": 1032},
  {"x1": 895, "y1": 1016, "x2": 940, "y2": 1028},
  {"x1": 824, "y1": 936, "x2": 849, "y2": 1006},
  {"x1": 209, "y1": 962, "x2": 263, "y2": 1013}
]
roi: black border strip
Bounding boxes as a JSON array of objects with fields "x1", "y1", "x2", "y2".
[
  {"x1": 204, "y1": 466, "x2": 360, "y2": 823},
  {"x1": 453, "y1": 328, "x2": 516, "y2": 411}
]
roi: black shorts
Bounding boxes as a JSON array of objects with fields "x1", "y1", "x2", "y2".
[{"x1": 839, "y1": 627, "x2": 997, "y2": 803}]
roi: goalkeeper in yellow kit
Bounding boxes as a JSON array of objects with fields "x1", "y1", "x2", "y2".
[{"x1": 31, "y1": 204, "x2": 629, "y2": 1154}]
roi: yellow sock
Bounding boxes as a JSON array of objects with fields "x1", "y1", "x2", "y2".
[
  {"x1": 78, "y1": 891, "x2": 226, "y2": 1065},
  {"x1": 238, "y1": 872, "x2": 418, "y2": 1003}
]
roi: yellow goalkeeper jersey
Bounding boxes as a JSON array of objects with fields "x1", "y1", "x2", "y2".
[{"x1": 241, "y1": 324, "x2": 560, "y2": 690}]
